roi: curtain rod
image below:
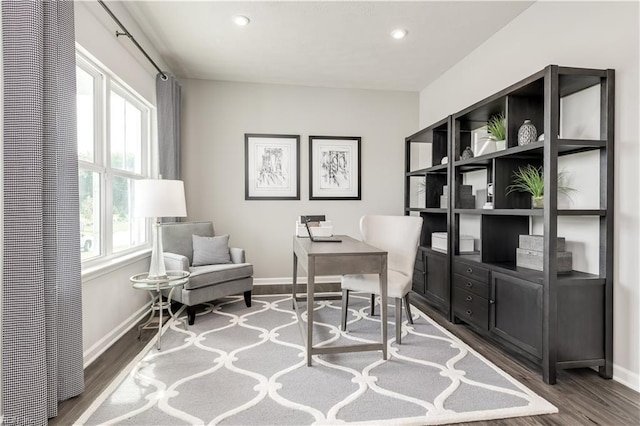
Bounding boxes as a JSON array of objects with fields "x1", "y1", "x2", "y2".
[{"x1": 97, "y1": 0, "x2": 168, "y2": 81}]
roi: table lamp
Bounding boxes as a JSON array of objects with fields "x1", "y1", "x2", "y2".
[{"x1": 134, "y1": 179, "x2": 187, "y2": 279}]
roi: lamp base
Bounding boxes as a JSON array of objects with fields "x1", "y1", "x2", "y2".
[{"x1": 148, "y1": 220, "x2": 167, "y2": 279}]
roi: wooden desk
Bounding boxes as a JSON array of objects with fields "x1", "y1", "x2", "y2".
[{"x1": 292, "y1": 235, "x2": 388, "y2": 366}]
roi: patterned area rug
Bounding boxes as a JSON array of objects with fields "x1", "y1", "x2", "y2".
[{"x1": 78, "y1": 294, "x2": 556, "y2": 425}]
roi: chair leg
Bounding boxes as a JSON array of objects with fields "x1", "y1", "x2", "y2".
[
  {"x1": 395, "y1": 298, "x2": 402, "y2": 344},
  {"x1": 341, "y1": 289, "x2": 349, "y2": 331},
  {"x1": 370, "y1": 293, "x2": 376, "y2": 316},
  {"x1": 187, "y1": 306, "x2": 196, "y2": 326},
  {"x1": 403, "y1": 293, "x2": 413, "y2": 325},
  {"x1": 244, "y1": 290, "x2": 252, "y2": 307}
]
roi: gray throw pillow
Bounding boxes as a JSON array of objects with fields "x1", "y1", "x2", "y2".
[{"x1": 192, "y1": 234, "x2": 232, "y2": 266}]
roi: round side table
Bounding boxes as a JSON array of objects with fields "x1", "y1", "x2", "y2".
[{"x1": 130, "y1": 270, "x2": 190, "y2": 350}]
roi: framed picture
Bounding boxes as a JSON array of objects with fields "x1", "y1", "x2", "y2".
[
  {"x1": 309, "y1": 136, "x2": 361, "y2": 200},
  {"x1": 245, "y1": 134, "x2": 300, "y2": 200}
]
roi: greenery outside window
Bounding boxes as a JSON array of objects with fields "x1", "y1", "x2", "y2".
[{"x1": 76, "y1": 50, "x2": 153, "y2": 265}]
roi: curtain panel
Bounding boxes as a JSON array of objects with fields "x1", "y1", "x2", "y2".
[
  {"x1": 156, "y1": 72, "x2": 182, "y2": 181},
  {"x1": 2, "y1": 0, "x2": 84, "y2": 424}
]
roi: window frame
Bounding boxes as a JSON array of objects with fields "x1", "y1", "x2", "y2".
[{"x1": 76, "y1": 48, "x2": 154, "y2": 269}]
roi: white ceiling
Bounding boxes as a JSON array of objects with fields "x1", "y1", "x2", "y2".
[{"x1": 124, "y1": 1, "x2": 534, "y2": 92}]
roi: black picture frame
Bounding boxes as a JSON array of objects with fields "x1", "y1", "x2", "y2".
[
  {"x1": 309, "y1": 135, "x2": 361, "y2": 200},
  {"x1": 245, "y1": 133, "x2": 300, "y2": 200}
]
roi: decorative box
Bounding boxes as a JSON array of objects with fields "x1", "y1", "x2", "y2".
[
  {"x1": 519, "y1": 234, "x2": 565, "y2": 252},
  {"x1": 516, "y1": 248, "x2": 572, "y2": 272},
  {"x1": 432, "y1": 232, "x2": 474, "y2": 253}
]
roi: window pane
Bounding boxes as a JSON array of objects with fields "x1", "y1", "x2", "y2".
[
  {"x1": 112, "y1": 176, "x2": 146, "y2": 252},
  {"x1": 110, "y1": 92, "x2": 125, "y2": 170},
  {"x1": 79, "y1": 169, "x2": 100, "y2": 259},
  {"x1": 76, "y1": 66, "x2": 95, "y2": 162},
  {"x1": 110, "y1": 91, "x2": 143, "y2": 174}
]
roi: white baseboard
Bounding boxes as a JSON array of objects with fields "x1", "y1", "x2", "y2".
[
  {"x1": 614, "y1": 363, "x2": 640, "y2": 392},
  {"x1": 83, "y1": 304, "x2": 149, "y2": 368},
  {"x1": 254, "y1": 276, "x2": 341, "y2": 286}
]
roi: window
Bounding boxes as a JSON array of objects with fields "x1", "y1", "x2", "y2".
[{"x1": 76, "y1": 51, "x2": 152, "y2": 264}]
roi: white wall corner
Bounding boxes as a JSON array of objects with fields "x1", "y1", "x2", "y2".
[{"x1": 614, "y1": 363, "x2": 640, "y2": 393}]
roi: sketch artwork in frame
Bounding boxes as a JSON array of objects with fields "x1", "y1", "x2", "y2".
[
  {"x1": 245, "y1": 134, "x2": 300, "y2": 200},
  {"x1": 309, "y1": 136, "x2": 361, "y2": 200}
]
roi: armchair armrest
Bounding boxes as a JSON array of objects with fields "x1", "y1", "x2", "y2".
[
  {"x1": 230, "y1": 247, "x2": 246, "y2": 264},
  {"x1": 164, "y1": 252, "x2": 190, "y2": 271}
]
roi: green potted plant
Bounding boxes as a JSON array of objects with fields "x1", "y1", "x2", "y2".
[
  {"x1": 485, "y1": 113, "x2": 506, "y2": 150},
  {"x1": 506, "y1": 165, "x2": 574, "y2": 208}
]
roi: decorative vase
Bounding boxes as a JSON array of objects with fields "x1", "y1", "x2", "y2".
[
  {"x1": 532, "y1": 196, "x2": 544, "y2": 209},
  {"x1": 518, "y1": 120, "x2": 537, "y2": 146},
  {"x1": 495, "y1": 139, "x2": 506, "y2": 151},
  {"x1": 461, "y1": 146, "x2": 474, "y2": 160}
]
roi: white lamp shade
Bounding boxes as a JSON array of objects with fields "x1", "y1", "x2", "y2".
[{"x1": 134, "y1": 179, "x2": 187, "y2": 218}]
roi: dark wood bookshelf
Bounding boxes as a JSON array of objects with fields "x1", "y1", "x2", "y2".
[{"x1": 405, "y1": 65, "x2": 614, "y2": 385}]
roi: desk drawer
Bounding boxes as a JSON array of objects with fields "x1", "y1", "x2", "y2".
[
  {"x1": 454, "y1": 261, "x2": 489, "y2": 283},
  {"x1": 453, "y1": 273, "x2": 489, "y2": 299},
  {"x1": 453, "y1": 287, "x2": 489, "y2": 330}
]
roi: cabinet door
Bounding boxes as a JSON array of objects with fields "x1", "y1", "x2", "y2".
[
  {"x1": 490, "y1": 271, "x2": 542, "y2": 358},
  {"x1": 411, "y1": 250, "x2": 426, "y2": 295},
  {"x1": 425, "y1": 251, "x2": 447, "y2": 307}
]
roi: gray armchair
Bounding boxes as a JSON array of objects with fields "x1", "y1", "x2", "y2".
[{"x1": 161, "y1": 221, "x2": 253, "y2": 325}]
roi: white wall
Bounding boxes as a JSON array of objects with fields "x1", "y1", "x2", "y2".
[
  {"x1": 74, "y1": 1, "x2": 163, "y2": 104},
  {"x1": 418, "y1": 1, "x2": 639, "y2": 391},
  {"x1": 181, "y1": 80, "x2": 417, "y2": 279},
  {"x1": 74, "y1": 1, "x2": 166, "y2": 365}
]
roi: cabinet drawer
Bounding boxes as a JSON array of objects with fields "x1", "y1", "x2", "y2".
[
  {"x1": 453, "y1": 287, "x2": 489, "y2": 330},
  {"x1": 454, "y1": 261, "x2": 489, "y2": 283},
  {"x1": 453, "y1": 273, "x2": 489, "y2": 299}
]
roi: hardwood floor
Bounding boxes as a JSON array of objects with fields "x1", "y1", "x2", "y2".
[
  {"x1": 50, "y1": 287, "x2": 640, "y2": 425},
  {"x1": 408, "y1": 296, "x2": 640, "y2": 425}
]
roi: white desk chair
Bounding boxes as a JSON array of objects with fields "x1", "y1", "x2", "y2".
[{"x1": 340, "y1": 215, "x2": 423, "y2": 344}]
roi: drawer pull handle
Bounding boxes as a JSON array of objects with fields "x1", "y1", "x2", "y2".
[
  {"x1": 467, "y1": 267, "x2": 473, "y2": 273},
  {"x1": 466, "y1": 282, "x2": 473, "y2": 288},
  {"x1": 466, "y1": 295, "x2": 473, "y2": 301},
  {"x1": 466, "y1": 310, "x2": 473, "y2": 316},
  {"x1": 490, "y1": 299, "x2": 495, "y2": 305}
]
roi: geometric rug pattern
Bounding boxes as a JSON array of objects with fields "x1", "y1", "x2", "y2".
[{"x1": 78, "y1": 294, "x2": 557, "y2": 425}]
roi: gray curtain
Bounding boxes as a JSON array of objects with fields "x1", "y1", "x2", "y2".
[
  {"x1": 156, "y1": 72, "x2": 182, "y2": 181},
  {"x1": 2, "y1": 1, "x2": 84, "y2": 424}
]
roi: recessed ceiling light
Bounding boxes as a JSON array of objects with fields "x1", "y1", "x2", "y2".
[
  {"x1": 391, "y1": 28, "x2": 408, "y2": 40},
  {"x1": 233, "y1": 15, "x2": 250, "y2": 26}
]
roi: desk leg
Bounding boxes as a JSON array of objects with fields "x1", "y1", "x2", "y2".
[
  {"x1": 380, "y1": 256, "x2": 388, "y2": 360},
  {"x1": 307, "y1": 260, "x2": 315, "y2": 366},
  {"x1": 292, "y1": 252, "x2": 298, "y2": 309}
]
